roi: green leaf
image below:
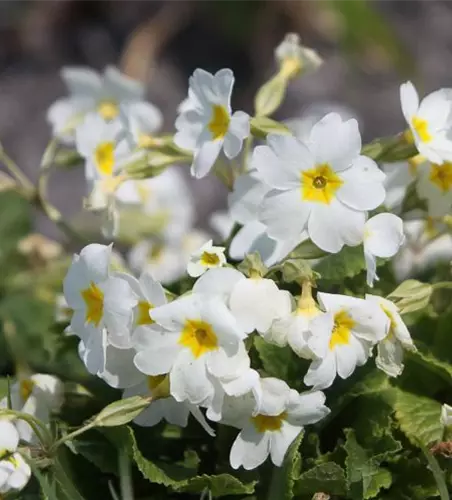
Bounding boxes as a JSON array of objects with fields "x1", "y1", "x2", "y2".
[
  {"x1": 407, "y1": 344, "x2": 452, "y2": 387},
  {"x1": 254, "y1": 74, "x2": 288, "y2": 117},
  {"x1": 104, "y1": 426, "x2": 256, "y2": 497},
  {"x1": 387, "y1": 280, "x2": 433, "y2": 314},
  {"x1": 295, "y1": 462, "x2": 347, "y2": 496},
  {"x1": 250, "y1": 117, "x2": 290, "y2": 139},
  {"x1": 267, "y1": 432, "x2": 303, "y2": 500},
  {"x1": 391, "y1": 389, "x2": 443, "y2": 446},
  {"x1": 92, "y1": 396, "x2": 151, "y2": 427},
  {"x1": 344, "y1": 429, "x2": 392, "y2": 499},
  {"x1": 288, "y1": 239, "x2": 327, "y2": 260},
  {"x1": 315, "y1": 245, "x2": 365, "y2": 283}
]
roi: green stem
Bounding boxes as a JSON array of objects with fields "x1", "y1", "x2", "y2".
[
  {"x1": 0, "y1": 146, "x2": 35, "y2": 193},
  {"x1": 118, "y1": 448, "x2": 134, "y2": 500},
  {"x1": 419, "y1": 443, "x2": 450, "y2": 500},
  {"x1": 433, "y1": 282, "x2": 452, "y2": 291},
  {"x1": 50, "y1": 422, "x2": 96, "y2": 453}
]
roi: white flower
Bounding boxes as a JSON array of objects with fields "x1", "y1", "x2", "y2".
[
  {"x1": 0, "y1": 452, "x2": 31, "y2": 495},
  {"x1": 441, "y1": 404, "x2": 452, "y2": 427},
  {"x1": 129, "y1": 231, "x2": 210, "y2": 285},
  {"x1": 209, "y1": 211, "x2": 235, "y2": 242},
  {"x1": 0, "y1": 420, "x2": 19, "y2": 455},
  {"x1": 134, "y1": 293, "x2": 245, "y2": 406},
  {"x1": 123, "y1": 375, "x2": 214, "y2": 436},
  {"x1": 122, "y1": 101, "x2": 163, "y2": 148},
  {"x1": 417, "y1": 159, "x2": 452, "y2": 216},
  {"x1": 116, "y1": 166, "x2": 195, "y2": 243},
  {"x1": 254, "y1": 114, "x2": 386, "y2": 253},
  {"x1": 275, "y1": 33, "x2": 322, "y2": 79},
  {"x1": 218, "y1": 377, "x2": 329, "y2": 470},
  {"x1": 174, "y1": 68, "x2": 250, "y2": 179},
  {"x1": 187, "y1": 240, "x2": 226, "y2": 277},
  {"x1": 264, "y1": 283, "x2": 319, "y2": 359},
  {"x1": 63, "y1": 244, "x2": 137, "y2": 349},
  {"x1": 400, "y1": 81, "x2": 452, "y2": 164},
  {"x1": 47, "y1": 66, "x2": 144, "y2": 143},
  {"x1": 193, "y1": 267, "x2": 292, "y2": 335},
  {"x1": 382, "y1": 158, "x2": 420, "y2": 212},
  {"x1": 393, "y1": 219, "x2": 452, "y2": 281},
  {"x1": 55, "y1": 294, "x2": 73, "y2": 323},
  {"x1": 363, "y1": 213, "x2": 405, "y2": 287},
  {"x1": 366, "y1": 294, "x2": 416, "y2": 378},
  {"x1": 304, "y1": 292, "x2": 389, "y2": 390},
  {"x1": 0, "y1": 374, "x2": 63, "y2": 444}
]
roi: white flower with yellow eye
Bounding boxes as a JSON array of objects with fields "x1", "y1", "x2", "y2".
[
  {"x1": 63, "y1": 244, "x2": 137, "y2": 350},
  {"x1": 254, "y1": 113, "x2": 386, "y2": 253},
  {"x1": 400, "y1": 81, "x2": 452, "y2": 164},
  {"x1": 47, "y1": 65, "x2": 145, "y2": 143},
  {"x1": 0, "y1": 426, "x2": 31, "y2": 496},
  {"x1": 304, "y1": 293, "x2": 389, "y2": 390},
  {"x1": 187, "y1": 240, "x2": 226, "y2": 277},
  {"x1": 122, "y1": 101, "x2": 163, "y2": 149},
  {"x1": 366, "y1": 294, "x2": 416, "y2": 378},
  {"x1": 275, "y1": 33, "x2": 322, "y2": 80},
  {"x1": 133, "y1": 293, "x2": 245, "y2": 406},
  {"x1": 193, "y1": 267, "x2": 292, "y2": 335},
  {"x1": 417, "y1": 159, "x2": 452, "y2": 216},
  {"x1": 0, "y1": 374, "x2": 63, "y2": 445},
  {"x1": 174, "y1": 68, "x2": 250, "y2": 179},
  {"x1": 217, "y1": 377, "x2": 329, "y2": 470},
  {"x1": 264, "y1": 283, "x2": 319, "y2": 359},
  {"x1": 122, "y1": 375, "x2": 214, "y2": 436},
  {"x1": 363, "y1": 213, "x2": 405, "y2": 288}
]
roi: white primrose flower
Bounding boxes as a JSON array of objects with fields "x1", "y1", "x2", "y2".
[
  {"x1": 400, "y1": 81, "x2": 452, "y2": 164},
  {"x1": 275, "y1": 33, "x2": 322, "y2": 80},
  {"x1": 393, "y1": 219, "x2": 452, "y2": 281},
  {"x1": 417, "y1": 159, "x2": 452, "y2": 216},
  {"x1": 382, "y1": 158, "x2": 421, "y2": 213},
  {"x1": 122, "y1": 101, "x2": 163, "y2": 149},
  {"x1": 187, "y1": 239, "x2": 226, "y2": 277},
  {"x1": 264, "y1": 284, "x2": 320, "y2": 359},
  {"x1": 304, "y1": 292, "x2": 389, "y2": 390},
  {"x1": 129, "y1": 230, "x2": 210, "y2": 285},
  {"x1": 174, "y1": 68, "x2": 250, "y2": 179},
  {"x1": 441, "y1": 404, "x2": 452, "y2": 427},
  {"x1": 209, "y1": 211, "x2": 235, "y2": 242},
  {"x1": 63, "y1": 244, "x2": 137, "y2": 350},
  {"x1": 366, "y1": 294, "x2": 416, "y2": 378},
  {"x1": 363, "y1": 213, "x2": 405, "y2": 287},
  {"x1": 133, "y1": 293, "x2": 246, "y2": 406},
  {"x1": 254, "y1": 113, "x2": 386, "y2": 253},
  {"x1": 47, "y1": 65, "x2": 145, "y2": 143},
  {"x1": 116, "y1": 166, "x2": 195, "y2": 243},
  {"x1": 0, "y1": 374, "x2": 63, "y2": 444},
  {"x1": 123, "y1": 375, "x2": 214, "y2": 436},
  {"x1": 0, "y1": 420, "x2": 30, "y2": 495},
  {"x1": 193, "y1": 267, "x2": 292, "y2": 335},
  {"x1": 217, "y1": 377, "x2": 329, "y2": 470}
]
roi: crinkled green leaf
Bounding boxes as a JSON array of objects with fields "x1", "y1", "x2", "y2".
[
  {"x1": 344, "y1": 429, "x2": 392, "y2": 499},
  {"x1": 103, "y1": 426, "x2": 256, "y2": 497},
  {"x1": 315, "y1": 245, "x2": 365, "y2": 283},
  {"x1": 295, "y1": 462, "x2": 347, "y2": 496},
  {"x1": 391, "y1": 389, "x2": 443, "y2": 447},
  {"x1": 267, "y1": 432, "x2": 303, "y2": 500}
]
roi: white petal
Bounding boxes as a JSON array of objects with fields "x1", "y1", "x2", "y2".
[
  {"x1": 286, "y1": 390, "x2": 330, "y2": 426},
  {"x1": 191, "y1": 139, "x2": 223, "y2": 179},
  {"x1": 307, "y1": 312, "x2": 334, "y2": 359},
  {"x1": 270, "y1": 422, "x2": 302, "y2": 466},
  {"x1": 192, "y1": 268, "x2": 245, "y2": 302},
  {"x1": 229, "y1": 221, "x2": 267, "y2": 260},
  {"x1": 78, "y1": 330, "x2": 106, "y2": 376},
  {"x1": 400, "y1": 81, "x2": 419, "y2": 123},
  {"x1": 335, "y1": 344, "x2": 358, "y2": 379},
  {"x1": 308, "y1": 113, "x2": 361, "y2": 171},
  {"x1": 62, "y1": 66, "x2": 102, "y2": 96},
  {"x1": 376, "y1": 337, "x2": 404, "y2": 378},
  {"x1": 223, "y1": 133, "x2": 243, "y2": 160},
  {"x1": 259, "y1": 377, "x2": 291, "y2": 415},
  {"x1": 99, "y1": 345, "x2": 144, "y2": 389},
  {"x1": 133, "y1": 344, "x2": 180, "y2": 376},
  {"x1": 228, "y1": 111, "x2": 250, "y2": 140},
  {"x1": 364, "y1": 213, "x2": 405, "y2": 258},
  {"x1": 228, "y1": 172, "x2": 270, "y2": 224},
  {"x1": 364, "y1": 249, "x2": 378, "y2": 288},
  {"x1": 230, "y1": 426, "x2": 271, "y2": 470},
  {"x1": 213, "y1": 68, "x2": 234, "y2": 103},
  {"x1": 0, "y1": 421, "x2": 19, "y2": 451},
  {"x1": 304, "y1": 352, "x2": 337, "y2": 390},
  {"x1": 260, "y1": 189, "x2": 310, "y2": 241}
]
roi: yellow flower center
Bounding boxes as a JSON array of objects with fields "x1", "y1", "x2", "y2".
[
  {"x1": 411, "y1": 116, "x2": 432, "y2": 143},
  {"x1": 98, "y1": 100, "x2": 119, "y2": 120},
  {"x1": 251, "y1": 412, "x2": 288, "y2": 433},
  {"x1": 200, "y1": 251, "x2": 220, "y2": 267},
  {"x1": 329, "y1": 310, "x2": 355, "y2": 350},
  {"x1": 20, "y1": 379, "x2": 35, "y2": 402},
  {"x1": 302, "y1": 163, "x2": 343, "y2": 204},
  {"x1": 81, "y1": 281, "x2": 104, "y2": 326},
  {"x1": 137, "y1": 301, "x2": 155, "y2": 326},
  {"x1": 429, "y1": 162, "x2": 452, "y2": 193},
  {"x1": 179, "y1": 319, "x2": 219, "y2": 358},
  {"x1": 95, "y1": 142, "x2": 115, "y2": 176},
  {"x1": 208, "y1": 105, "x2": 230, "y2": 140}
]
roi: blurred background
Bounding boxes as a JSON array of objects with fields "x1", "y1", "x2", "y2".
[{"x1": 0, "y1": 0, "x2": 451, "y2": 237}]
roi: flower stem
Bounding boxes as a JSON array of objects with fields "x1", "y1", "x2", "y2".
[
  {"x1": 118, "y1": 448, "x2": 134, "y2": 500},
  {"x1": 0, "y1": 145, "x2": 35, "y2": 193}
]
